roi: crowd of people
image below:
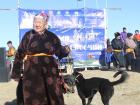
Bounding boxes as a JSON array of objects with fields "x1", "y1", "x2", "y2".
[{"x1": 106, "y1": 27, "x2": 140, "y2": 71}]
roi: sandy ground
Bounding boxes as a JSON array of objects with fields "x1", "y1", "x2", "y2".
[{"x1": 0, "y1": 70, "x2": 140, "y2": 105}]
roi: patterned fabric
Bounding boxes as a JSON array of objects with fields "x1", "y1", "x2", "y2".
[
  {"x1": 11, "y1": 29, "x2": 69, "y2": 105},
  {"x1": 125, "y1": 38, "x2": 137, "y2": 49}
]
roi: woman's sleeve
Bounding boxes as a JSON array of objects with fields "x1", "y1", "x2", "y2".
[
  {"x1": 53, "y1": 35, "x2": 70, "y2": 60},
  {"x1": 11, "y1": 33, "x2": 29, "y2": 79}
]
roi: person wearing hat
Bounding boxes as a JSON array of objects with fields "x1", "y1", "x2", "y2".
[
  {"x1": 133, "y1": 30, "x2": 140, "y2": 58},
  {"x1": 124, "y1": 33, "x2": 137, "y2": 70},
  {"x1": 11, "y1": 12, "x2": 70, "y2": 105},
  {"x1": 120, "y1": 27, "x2": 127, "y2": 43},
  {"x1": 111, "y1": 32, "x2": 126, "y2": 70}
]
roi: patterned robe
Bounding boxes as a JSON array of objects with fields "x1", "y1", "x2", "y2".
[{"x1": 11, "y1": 29, "x2": 69, "y2": 105}]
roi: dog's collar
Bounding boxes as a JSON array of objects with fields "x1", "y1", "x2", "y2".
[
  {"x1": 75, "y1": 73, "x2": 83, "y2": 83},
  {"x1": 75, "y1": 74, "x2": 81, "y2": 79}
]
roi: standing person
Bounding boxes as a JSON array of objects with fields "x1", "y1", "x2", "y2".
[
  {"x1": 11, "y1": 12, "x2": 70, "y2": 105},
  {"x1": 120, "y1": 27, "x2": 127, "y2": 43},
  {"x1": 124, "y1": 33, "x2": 137, "y2": 70},
  {"x1": 105, "y1": 39, "x2": 113, "y2": 69},
  {"x1": 6, "y1": 40, "x2": 16, "y2": 62},
  {"x1": 133, "y1": 30, "x2": 140, "y2": 41},
  {"x1": 105, "y1": 45, "x2": 113, "y2": 69},
  {"x1": 6, "y1": 40, "x2": 16, "y2": 71},
  {"x1": 133, "y1": 30, "x2": 140, "y2": 58},
  {"x1": 111, "y1": 32, "x2": 125, "y2": 70}
]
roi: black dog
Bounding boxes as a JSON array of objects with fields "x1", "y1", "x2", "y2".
[
  {"x1": 16, "y1": 74, "x2": 75, "y2": 105},
  {"x1": 72, "y1": 71, "x2": 129, "y2": 105}
]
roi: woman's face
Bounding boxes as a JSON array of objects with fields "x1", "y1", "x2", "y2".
[{"x1": 33, "y1": 18, "x2": 47, "y2": 33}]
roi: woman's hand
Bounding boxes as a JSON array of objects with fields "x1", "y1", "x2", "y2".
[
  {"x1": 63, "y1": 83, "x2": 70, "y2": 92},
  {"x1": 64, "y1": 45, "x2": 70, "y2": 54}
]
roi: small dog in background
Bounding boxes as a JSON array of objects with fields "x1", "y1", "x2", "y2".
[{"x1": 72, "y1": 71, "x2": 129, "y2": 105}]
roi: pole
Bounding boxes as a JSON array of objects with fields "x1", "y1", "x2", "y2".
[
  {"x1": 105, "y1": 0, "x2": 122, "y2": 39},
  {"x1": 83, "y1": 0, "x2": 86, "y2": 9},
  {"x1": 95, "y1": 0, "x2": 99, "y2": 9},
  {"x1": 17, "y1": 0, "x2": 20, "y2": 44},
  {"x1": 105, "y1": 0, "x2": 108, "y2": 39},
  {"x1": 17, "y1": 0, "x2": 21, "y2": 9},
  {"x1": 83, "y1": 0, "x2": 85, "y2": 23}
]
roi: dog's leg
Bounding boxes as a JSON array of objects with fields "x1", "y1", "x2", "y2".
[
  {"x1": 100, "y1": 92, "x2": 110, "y2": 105},
  {"x1": 87, "y1": 90, "x2": 97, "y2": 105},
  {"x1": 81, "y1": 98, "x2": 86, "y2": 105},
  {"x1": 87, "y1": 96, "x2": 93, "y2": 105},
  {"x1": 99, "y1": 86, "x2": 114, "y2": 105},
  {"x1": 79, "y1": 95, "x2": 86, "y2": 105},
  {"x1": 78, "y1": 90, "x2": 86, "y2": 105}
]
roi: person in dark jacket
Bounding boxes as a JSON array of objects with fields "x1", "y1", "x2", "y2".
[{"x1": 111, "y1": 32, "x2": 126, "y2": 70}]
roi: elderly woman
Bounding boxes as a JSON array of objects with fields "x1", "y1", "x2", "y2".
[{"x1": 11, "y1": 12, "x2": 70, "y2": 105}]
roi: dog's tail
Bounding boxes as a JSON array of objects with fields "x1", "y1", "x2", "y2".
[{"x1": 111, "y1": 71, "x2": 129, "y2": 86}]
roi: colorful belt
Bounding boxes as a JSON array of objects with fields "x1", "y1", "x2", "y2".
[
  {"x1": 126, "y1": 48, "x2": 134, "y2": 53},
  {"x1": 113, "y1": 50, "x2": 123, "y2": 52},
  {"x1": 23, "y1": 53, "x2": 52, "y2": 61}
]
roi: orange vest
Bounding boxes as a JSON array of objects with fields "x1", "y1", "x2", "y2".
[
  {"x1": 133, "y1": 34, "x2": 140, "y2": 41},
  {"x1": 7, "y1": 47, "x2": 16, "y2": 57}
]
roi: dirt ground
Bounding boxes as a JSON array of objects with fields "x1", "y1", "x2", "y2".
[{"x1": 0, "y1": 70, "x2": 140, "y2": 105}]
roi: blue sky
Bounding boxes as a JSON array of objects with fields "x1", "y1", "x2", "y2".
[{"x1": 0, "y1": 0, "x2": 140, "y2": 49}]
